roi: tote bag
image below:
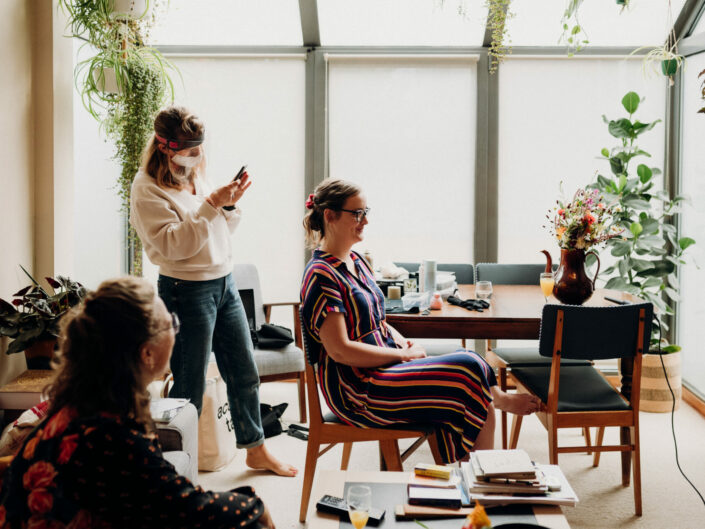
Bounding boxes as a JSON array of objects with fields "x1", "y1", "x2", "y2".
[{"x1": 198, "y1": 372, "x2": 237, "y2": 471}]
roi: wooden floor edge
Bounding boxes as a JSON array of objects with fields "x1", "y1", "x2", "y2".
[{"x1": 683, "y1": 386, "x2": 705, "y2": 419}]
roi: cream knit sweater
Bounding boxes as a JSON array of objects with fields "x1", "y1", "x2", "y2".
[{"x1": 130, "y1": 169, "x2": 241, "y2": 281}]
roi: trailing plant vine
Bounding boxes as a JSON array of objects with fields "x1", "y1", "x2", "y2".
[
  {"x1": 559, "y1": 0, "x2": 589, "y2": 57},
  {"x1": 486, "y1": 0, "x2": 513, "y2": 74}
]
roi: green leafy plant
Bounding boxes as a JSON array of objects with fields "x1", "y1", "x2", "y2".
[
  {"x1": 0, "y1": 267, "x2": 86, "y2": 355},
  {"x1": 559, "y1": 0, "x2": 589, "y2": 57},
  {"x1": 486, "y1": 0, "x2": 513, "y2": 74},
  {"x1": 58, "y1": 0, "x2": 176, "y2": 275},
  {"x1": 591, "y1": 91, "x2": 695, "y2": 352}
]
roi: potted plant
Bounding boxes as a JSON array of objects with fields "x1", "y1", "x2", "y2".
[
  {"x1": 591, "y1": 91, "x2": 696, "y2": 411},
  {"x1": 0, "y1": 267, "x2": 86, "y2": 369},
  {"x1": 59, "y1": 0, "x2": 175, "y2": 275}
]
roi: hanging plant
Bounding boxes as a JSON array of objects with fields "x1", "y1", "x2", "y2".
[
  {"x1": 633, "y1": 1, "x2": 683, "y2": 87},
  {"x1": 486, "y1": 0, "x2": 513, "y2": 74},
  {"x1": 58, "y1": 0, "x2": 176, "y2": 275},
  {"x1": 559, "y1": 0, "x2": 589, "y2": 57}
]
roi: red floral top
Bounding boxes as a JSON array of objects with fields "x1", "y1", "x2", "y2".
[{"x1": 0, "y1": 407, "x2": 264, "y2": 529}]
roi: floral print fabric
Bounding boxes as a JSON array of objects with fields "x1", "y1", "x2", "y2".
[{"x1": 0, "y1": 408, "x2": 263, "y2": 528}]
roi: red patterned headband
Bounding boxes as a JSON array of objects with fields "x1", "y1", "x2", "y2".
[
  {"x1": 155, "y1": 133, "x2": 204, "y2": 151},
  {"x1": 305, "y1": 194, "x2": 316, "y2": 209}
]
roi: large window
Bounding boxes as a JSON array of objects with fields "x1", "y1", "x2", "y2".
[
  {"x1": 318, "y1": 0, "x2": 487, "y2": 46},
  {"x1": 328, "y1": 56, "x2": 478, "y2": 267},
  {"x1": 678, "y1": 51, "x2": 705, "y2": 396},
  {"x1": 497, "y1": 57, "x2": 667, "y2": 267},
  {"x1": 142, "y1": 55, "x2": 307, "y2": 302}
]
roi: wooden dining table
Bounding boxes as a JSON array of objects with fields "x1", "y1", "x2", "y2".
[{"x1": 385, "y1": 284, "x2": 637, "y2": 340}]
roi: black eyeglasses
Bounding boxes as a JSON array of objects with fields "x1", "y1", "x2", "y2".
[
  {"x1": 158, "y1": 312, "x2": 180, "y2": 335},
  {"x1": 337, "y1": 207, "x2": 370, "y2": 223}
]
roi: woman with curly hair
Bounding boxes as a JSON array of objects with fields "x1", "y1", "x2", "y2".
[{"x1": 0, "y1": 277, "x2": 274, "y2": 529}]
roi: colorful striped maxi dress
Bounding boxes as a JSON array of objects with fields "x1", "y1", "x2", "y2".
[{"x1": 300, "y1": 250, "x2": 497, "y2": 463}]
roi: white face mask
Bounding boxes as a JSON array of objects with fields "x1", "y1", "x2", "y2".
[{"x1": 172, "y1": 152, "x2": 203, "y2": 168}]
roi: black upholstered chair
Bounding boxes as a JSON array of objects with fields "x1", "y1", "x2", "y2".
[
  {"x1": 475, "y1": 262, "x2": 590, "y2": 448},
  {"x1": 393, "y1": 262, "x2": 474, "y2": 355},
  {"x1": 298, "y1": 312, "x2": 442, "y2": 522},
  {"x1": 509, "y1": 303, "x2": 652, "y2": 516}
]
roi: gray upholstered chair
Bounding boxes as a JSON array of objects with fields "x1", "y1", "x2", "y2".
[
  {"x1": 475, "y1": 263, "x2": 590, "y2": 448},
  {"x1": 157, "y1": 402, "x2": 199, "y2": 484},
  {"x1": 393, "y1": 262, "x2": 474, "y2": 356},
  {"x1": 232, "y1": 264, "x2": 306, "y2": 422}
]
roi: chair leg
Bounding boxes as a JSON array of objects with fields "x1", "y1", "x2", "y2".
[
  {"x1": 509, "y1": 414, "x2": 523, "y2": 449},
  {"x1": 583, "y1": 427, "x2": 592, "y2": 455},
  {"x1": 297, "y1": 371, "x2": 307, "y2": 423},
  {"x1": 299, "y1": 433, "x2": 320, "y2": 523},
  {"x1": 427, "y1": 433, "x2": 445, "y2": 465},
  {"x1": 341, "y1": 442, "x2": 352, "y2": 470},
  {"x1": 620, "y1": 426, "x2": 631, "y2": 487},
  {"x1": 631, "y1": 425, "x2": 642, "y2": 516},
  {"x1": 548, "y1": 419, "x2": 558, "y2": 465},
  {"x1": 592, "y1": 427, "x2": 605, "y2": 467},
  {"x1": 379, "y1": 440, "x2": 403, "y2": 471},
  {"x1": 499, "y1": 367, "x2": 508, "y2": 449}
]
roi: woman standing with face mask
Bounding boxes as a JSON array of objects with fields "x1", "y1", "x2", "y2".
[{"x1": 130, "y1": 106, "x2": 297, "y2": 477}]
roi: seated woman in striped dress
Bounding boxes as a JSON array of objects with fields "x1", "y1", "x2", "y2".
[{"x1": 299, "y1": 179, "x2": 541, "y2": 463}]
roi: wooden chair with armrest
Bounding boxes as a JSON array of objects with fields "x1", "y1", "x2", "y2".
[
  {"x1": 508, "y1": 302, "x2": 652, "y2": 516},
  {"x1": 475, "y1": 263, "x2": 591, "y2": 449},
  {"x1": 298, "y1": 319, "x2": 443, "y2": 522}
]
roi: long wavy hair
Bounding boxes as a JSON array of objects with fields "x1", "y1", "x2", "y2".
[
  {"x1": 303, "y1": 179, "x2": 361, "y2": 249},
  {"x1": 141, "y1": 105, "x2": 206, "y2": 189},
  {"x1": 46, "y1": 277, "x2": 162, "y2": 430}
]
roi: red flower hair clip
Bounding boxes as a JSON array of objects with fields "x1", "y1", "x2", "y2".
[{"x1": 305, "y1": 194, "x2": 316, "y2": 210}]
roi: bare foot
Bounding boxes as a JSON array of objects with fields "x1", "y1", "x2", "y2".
[
  {"x1": 245, "y1": 444, "x2": 298, "y2": 477},
  {"x1": 491, "y1": 387, "x2": 542, "y2": 415}
]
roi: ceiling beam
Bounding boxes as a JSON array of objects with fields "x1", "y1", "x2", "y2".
[
  {"x1": 298, "y1": 0, "x2": 321, "y2": 47},
  {"x1": 674, "y1": 0, "x2": 704, "y2": 40}
]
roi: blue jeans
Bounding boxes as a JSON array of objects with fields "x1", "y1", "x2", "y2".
[{"x1": 158, "y1": 273, "x2": 264, "y2": 449}]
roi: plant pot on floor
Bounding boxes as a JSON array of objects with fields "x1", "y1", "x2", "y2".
[
  {"x1": 24, "y1": 339, "x2": 56, "y2": 370},
  {"x1": 640, "y1": 351, "x2": 681, "y2": 413}
]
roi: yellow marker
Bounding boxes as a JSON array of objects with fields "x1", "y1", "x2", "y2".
[{"x1": 414, "y1": 463, "x2": 452, "y2": 480}]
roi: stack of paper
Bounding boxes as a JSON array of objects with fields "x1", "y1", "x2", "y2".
[{"x1": 460, "y1": 450, "x2": 579, "y2": 507}]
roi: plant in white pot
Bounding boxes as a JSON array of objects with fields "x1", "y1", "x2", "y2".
[{"x1": 590, "y1": 91, "x2": 696, "y2": 412}]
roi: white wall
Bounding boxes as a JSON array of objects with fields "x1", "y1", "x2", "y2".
[
  {"x1": 328, "y1": 57, "x2": 478, "y2": 268},
  {"x1": 0, "y1": 0, "x2": 33, "y2": 383},
  {"x1": 497, "y1": 57, "x2": 667, "y2": 270}
]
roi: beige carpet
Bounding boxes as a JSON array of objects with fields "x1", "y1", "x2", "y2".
[{"x1": 198, "y1": 382, "x2": 705, "y2": 529}]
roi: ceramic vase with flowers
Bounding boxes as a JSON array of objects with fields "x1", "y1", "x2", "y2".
[{"x1": 543, "y1": 187, "x2": 622, "y2": 305}]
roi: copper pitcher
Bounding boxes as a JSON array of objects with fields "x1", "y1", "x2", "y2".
[{"x1": 542, "y1": 249, "x2": 601, "y2": 305}]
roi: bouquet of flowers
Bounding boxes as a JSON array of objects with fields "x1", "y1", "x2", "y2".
[{"x1": 547, "y1": 187, "x2": 622, "y2": 250}]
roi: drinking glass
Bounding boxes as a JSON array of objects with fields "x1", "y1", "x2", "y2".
[
  {"x1": 347, "y1": 485, "x2": 371, "y2": 529},
  {"x1": 475, "y1": 280, "x2": 493, "y2": 301},
  {"x1": 540, "y1": 272, "x2": 555, "y2": 302}
]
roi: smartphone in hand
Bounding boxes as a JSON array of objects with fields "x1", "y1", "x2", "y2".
[{"x1": 233, "y1": 165, "x2": 247, "y2": 182}]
